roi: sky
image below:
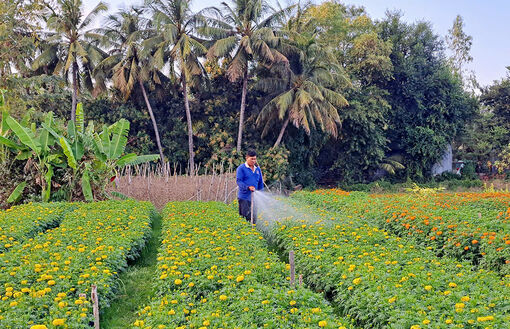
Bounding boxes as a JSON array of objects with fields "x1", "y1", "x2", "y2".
[{"x1": 84, "y1": 0, "x2": 510, "y2": 87}]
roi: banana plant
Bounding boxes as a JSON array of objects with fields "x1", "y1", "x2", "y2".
[
  {"x1": 0, "y1": 110, "x2": 60, "y2": 202},
  {"x1": 1, "y1": 101, "x2": 158, "y2": 203},
  {"x1": 57, "y1": 103, "x2": 159, "y2": 201}
]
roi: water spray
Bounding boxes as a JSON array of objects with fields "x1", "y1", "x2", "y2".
[{"x1": 250, "y1": 191, "x2": 255, "y2": 225}]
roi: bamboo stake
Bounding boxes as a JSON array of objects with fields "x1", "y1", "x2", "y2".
[
  {"x1": 91, "y1": 285, "x2": 100, "y2": 329},
  {"x1": 289, "y1": 251, "x2": 295, "y2": 286}
]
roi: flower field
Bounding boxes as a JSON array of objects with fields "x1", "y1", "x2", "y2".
[
  {"x1": 294, "y1": 190, "x2": 510, "y2": 275},
  {"x1": 0, "y1": 203, "x2": 72, "y2": 253},
  {"x1": 133, "y1": 202, "x2": 353, "y2": 329},
  {"x1": 0, "y1": 200, "x2": 155, "y2": 328},
  {"x1": 268, "y1": 193, "x2": 510, "y2": 328},
  {"x1": 0, "y1": 190, "x2": 509, "y2": 329}
]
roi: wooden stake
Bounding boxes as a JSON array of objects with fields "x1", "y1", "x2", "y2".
[
  {"x1": 91, "y1": 285, "x2": 100, "y2": 329},
  {"x1": 299, "y1": 274, "x2": 303, "y2": 286},
  {"x1": 478, "y1": 212, "x2": 481, "y2": 219},
  {"x1": 289, "y1": 250, "x2": 295, "y2": 286}
]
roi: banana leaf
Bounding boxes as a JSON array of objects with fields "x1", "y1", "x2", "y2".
[
  {"x1": 118, "y1": 154, "x2": 160, "y2": 167},
  {"x1": 109, "y1": 119, "x2": 129, "y2": 159},
  {"x1": 43, "y1": 165, "x2": 53, "y2": 202},
  {"x1": 59, "y1": 137, "x2": 77, "y2": 170},
  {"x1": 6, "y1": 116, "x2": 41, "y2": 155},
  {"x1": 7, "y1": 182, "x2": 26, "y2": 203},
  {"x1": 0, "y1": 136, "x2": 23, "y2": 150},
  {"x1": 15, "y1": 150, "x2": 32, "y2": 160},
  {"x1": 82, "y1": 165, "x2": 93, "y2": 201}
]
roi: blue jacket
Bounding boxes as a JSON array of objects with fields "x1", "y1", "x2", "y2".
[{"x1": 236, "y1": 163, "x2": 264, "y2": 200}]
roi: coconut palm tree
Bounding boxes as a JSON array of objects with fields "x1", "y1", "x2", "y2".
[
  {"x1": 91, "y1": 7, "x2": 165, "y2": 163},
  {"x1": 145, "y1": 0, "x2": 207, "y2": 173},
  {"x1": 256, "y1": 36, "x2": 349, "y2": 148},
  {"x1": 201, "y1": 0, "x2": 288, "y2": 153},
  {"x1": 32, "y1": 0, "x2": 108, "y2": 121}
]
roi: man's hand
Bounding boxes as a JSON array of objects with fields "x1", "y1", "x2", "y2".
[{"x1": 249, "y1": 186, "x2": 256, "y2": 192}]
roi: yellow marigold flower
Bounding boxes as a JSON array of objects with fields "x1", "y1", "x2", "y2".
[
  {"x1": 289, "y1": 300, "x2": 296, "y2": 306},
  {"x1": 52, "y1": 318, "x2": 65, "y2": 326},
  {"x1": 424, "y1": 285, "x2": 432, "y2": 291},
  {"x1": 30, "y1": 325, "x2": 48, "y2": 329},
  {"x1": 203, "y1": 320, "x2": 210, "y2": 326},
  {"x1": 422, "y1": 319, "x2": 430, "y2": 324},
  {"x1": 47, "y1": 280, "x2": 56, "y2": 286},
  {"x1": 219, "y1": 295, "x2": 227, "y2": 301},
  {"x1": 318, "y1": 320, "x2": 327, "y2": 327},
  {"x1": 352, "y1": 277, "x2": 362, "y2": 285},
  {"x1": 445, "y1": 319, "x2": 453, "y2": 324},
  {"x1": 461, "y1": 296, "x2": 470, "y2": 302},
  {"x1": 236, "y1": 275, "x2": 244, "y2": 282},
  {"x1": 448, "y1": 282, "x2": 457, "y2": 288},
  {"x1": 174, "y1": 279, "x2": 182, "y2": 285},
  {"x1": 455, "y1": 303, "x2": 465, "y2": 309},
  {"x1": 168, "y1": 309, "x2": 175, "y2": 315},
  {"x1": 388, "y1": 297, "x2": 396, "y2": 304}
]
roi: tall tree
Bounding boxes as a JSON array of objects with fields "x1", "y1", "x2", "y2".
[
  {"x1": 92, "y1": 7, "x2": 165, "y2": 163},
  {"x1": 378, "y1": 12, "x2": 477, "y2": 178},
  {"x1": 147, "y1": 0, "x2": 207, "y2": 173},
  {"x1": 32, "y1": 0, "x2": 107, "y2": 121},
  {"x1": 0, "y1": 0, "x2": 43, "y2": 82},
  {"x1": 446, "y1": 15, "x2": 477, "y2": 91},
  {"x1": 202, "y1": 0, "x2": 287, "y2": 153},
  {"x1": 256, "y1": 36, "x2": 348, "y2": 148},
  {"x1": 446, "y1": 15, "x2": 473, "y2": 78}
]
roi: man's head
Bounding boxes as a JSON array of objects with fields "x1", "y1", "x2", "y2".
[{"x1": 245, "y1": 149, "x2": 257, "y2": 167}]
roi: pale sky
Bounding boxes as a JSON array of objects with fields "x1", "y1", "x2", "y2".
[{"x1": 84, "y1": 0, "x2": 510, "y2": 87}]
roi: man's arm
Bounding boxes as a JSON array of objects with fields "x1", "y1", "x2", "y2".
[{"x1": 236, "y1": 166, "x2": 249, "y2": 191}]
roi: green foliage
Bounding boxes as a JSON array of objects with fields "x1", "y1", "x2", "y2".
[
  {"x1": 6, "y1": 182, "x2": 26, "y2": 203},
  {"x1": 378, "y1": 13, "x2": 477, "y2": 179},
  {"x1": 0, "y1": 101, "x2": 159, "y2": 202},
  {"x1": 259, "y1": 146, "x2": 290, "y2": 184}
]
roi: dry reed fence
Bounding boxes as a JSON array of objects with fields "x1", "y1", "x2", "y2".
[{"x1": 111, "y1": 162, "x2": 239, "y2": 209}]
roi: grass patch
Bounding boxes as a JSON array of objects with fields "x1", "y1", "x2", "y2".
[{"x1": 100, "y1": 212, "x2": 162, "y2": 329}]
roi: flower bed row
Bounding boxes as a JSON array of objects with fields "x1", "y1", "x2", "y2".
[
  {"x1": 0, "y1": 200, "x2": 155, "y2": 329},
  {"x1": 133, "y1": 202, "x2": 354, "y2": 329},
  {"x1": 270, "y1": 197, "x2": 510, "y2": 328},
  {"x1": 294, "y1": 190, "x2": 510, "y2": 274},
  {"x1": 0, "y1": 203, "x2": 73, "y2": 252}
]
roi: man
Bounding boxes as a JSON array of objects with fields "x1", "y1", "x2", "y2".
[{"x1": 236, "y1": 149, "x2": 264, "y2": 223}]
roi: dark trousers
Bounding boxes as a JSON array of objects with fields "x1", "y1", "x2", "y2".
[{"x1": 239, "y1": 198, "x2": 257, "y2": 223}]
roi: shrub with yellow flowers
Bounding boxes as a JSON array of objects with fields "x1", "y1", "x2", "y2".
[
  {"x1": 294, "y1": 190, "x2": 510, "y2": 275},
  {"x1": 0, "y1": 202, "x2": 73, "y2": 252},
  {"x1": 0, "y1": 200, "x2": 155, "y2": 328},
  {"x1": 271, "y1": 195, "x2": 510, "y2": 328},
  {"x1": 133, "y1": 202, "x2": 354, "y2": 329}
]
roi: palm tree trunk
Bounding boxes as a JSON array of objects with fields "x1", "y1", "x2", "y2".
[
  {"x1": 139, "y1": 79, "x2": 165, "y2": 164},
  {"x1": 71, "y1": 61, "x2": 79, "y2": 122},
  {"x1": 182, "y1": 78, "x2": 195, "y2": 174},
  {"x1": 236, "y1": 67, "x2": 248, "y2": 153},
  {"x1": 273, "y1": 117, "x2": 290, "y2": 148}
]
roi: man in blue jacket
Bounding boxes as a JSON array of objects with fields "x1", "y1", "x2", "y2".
[{"x1": 236, "y1": 149, "x2": 264, "y2": 223}]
